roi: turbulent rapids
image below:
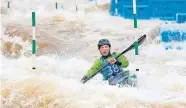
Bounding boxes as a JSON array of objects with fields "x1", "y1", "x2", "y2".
[{"x1": 1, "y1": 0, "x2": 186, "y2": 108}]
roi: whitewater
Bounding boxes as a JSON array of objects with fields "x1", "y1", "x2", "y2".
[{"x1": 1, "y1": 0, "x2": 186, "y2": 107}]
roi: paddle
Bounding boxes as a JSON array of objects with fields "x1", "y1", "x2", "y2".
[{"x1": 82, "y1": 34, "x2": 146, "y2": 84}]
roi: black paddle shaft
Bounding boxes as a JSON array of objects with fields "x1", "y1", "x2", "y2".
[
  {"x1": 83, "y1": 34, "x2": 146, "y2": 84},
  {"x1": 116, "y1": 34, "x2": 146, "y2": 59}
]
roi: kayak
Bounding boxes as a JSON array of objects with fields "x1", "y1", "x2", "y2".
[{"x1": 108, "y1": 71, "x2": 137, "y2": 87}]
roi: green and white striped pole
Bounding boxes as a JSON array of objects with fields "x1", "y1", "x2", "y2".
[
  {"x1": 75, "y1": 5, "x2": 78, "y2": 12},
  {"x1": 8, "y1": 0, "x2": 10, "y2": 8},
  {"x1": 95, "y1": 0, "x2": 98, "y2": 6},
  {"x1": 61, "y1": 4, "x2": 63, "y2": 9},
  {"x1": 133, "y1": 0, "x2": 137, "y2": 29},
  {"x1": 56, "y1": 2, "x2": 58, "y2": 9},
  {"x1": 115, "y1": 0, "x2": 118, "y2": 16},
  {"x1": 32, "y1": 12, "x2": 36, "y2": 69},
  {"x1": 75, "y1": 5, "x2": 78, "y2": 18},
  {"x1": 132, "y1": 0, "x2": 139, "y2": 72}
]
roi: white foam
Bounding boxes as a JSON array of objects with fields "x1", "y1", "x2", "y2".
[{"x1": 1, "y1": 0, "x2": 186, "y2": 107}]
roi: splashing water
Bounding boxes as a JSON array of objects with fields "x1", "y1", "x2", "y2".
[{"x1": 1, "y1": 0, "x2": 186, "y2": 107}]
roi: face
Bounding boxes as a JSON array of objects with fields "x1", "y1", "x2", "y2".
[{"x1": 99, "y1": 45, "x2": 110, "y2": 56}]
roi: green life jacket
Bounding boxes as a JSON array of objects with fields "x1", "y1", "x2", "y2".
[{"x1": 100, "y1": 53, "x2": 123, "y2": 80}]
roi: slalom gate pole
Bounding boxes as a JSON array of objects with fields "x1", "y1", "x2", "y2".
[
  {"x1": 133, "y1": 0, "x2": 139, "y2": 72},
  {"x1": 32, "y1": 12, "x2": 36, "y2": 69}
]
